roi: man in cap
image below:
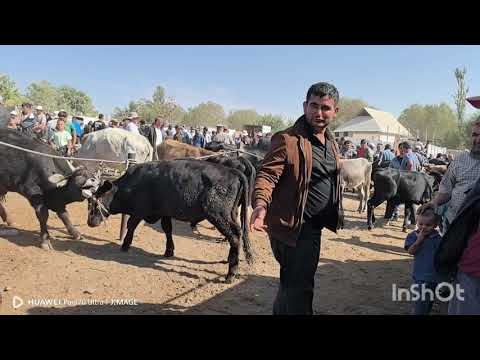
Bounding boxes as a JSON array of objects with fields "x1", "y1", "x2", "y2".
[{"x1": 125, "y1": 112, "x2": 140, "y2": 135}]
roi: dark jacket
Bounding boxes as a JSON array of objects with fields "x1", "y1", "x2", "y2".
[
  {"x1": 145, "y1": 125, "x2": 166, "y2": 160},
  {"x1": 435, "y1": 176, "x2": 480, "y2": 275},
  {"x1": 253, "y1": 115, "x2": 343, "y2": 247}
]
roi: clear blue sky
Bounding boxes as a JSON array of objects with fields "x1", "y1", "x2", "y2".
[{"x1": 1, "y1": 45, "x2": 479, "y2": 120}]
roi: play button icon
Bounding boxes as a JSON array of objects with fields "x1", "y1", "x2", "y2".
[{"x1": 13, "y1": 296, "x2": 23, "y2": 309}]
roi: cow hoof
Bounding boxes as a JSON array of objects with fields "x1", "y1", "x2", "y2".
[
  {"x1": 72, "y1": 235, "x2": 84, "y2": 241},
  {"x1": 386, "y1": 221, "x2": 391, "y2": 226},
  {"x1": 41, "y1": 240, "x2": 54, "y2": 250},
  {"x1": 164, "y1": 249, "x2": 174, "y2": 257},
  {"x1": 224, "y1": 275, "x2": 236, "y2": 284},
  {"x1": 120, "y1": 245, "x2": 130, "y2": 252},
  {"x1": 368, "y1": 226, "x2": 372, "y2": 231},
  {"x1": 402, "y1": 227, "x2": 408, "y2": 233}
]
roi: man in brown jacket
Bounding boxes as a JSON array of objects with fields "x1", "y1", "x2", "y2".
[{"x1": 250, "y1": 82, "x2": 343, "y2": 315}]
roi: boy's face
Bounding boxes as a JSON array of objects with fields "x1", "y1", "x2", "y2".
[
  {"x1": 417, "y1": 214, "x2": 438, "y2": 235},
  {"x1": 57, "y1": 120, "x2": 65, "y2": 131}
]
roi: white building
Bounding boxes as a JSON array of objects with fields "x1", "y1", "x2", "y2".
[{"x1": 333, "y1": 107, "x2": 411, "y2": 145}]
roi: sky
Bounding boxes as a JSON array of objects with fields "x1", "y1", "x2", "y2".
[{"x1": 1, "y1": 45, "x2": 480, "y2": 120}]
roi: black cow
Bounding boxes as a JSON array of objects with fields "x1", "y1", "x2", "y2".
[
  {"x1": 205, "y1": 140, "x2": 268, "y2": 170},
  {"x1": 0, "y1": 128, "x2": 98, "y2": 249},
  {"x1": 86, "y1": 160, "x2": 254, "y2": 282},
  {"x1": 367, "y1": 168, "x2": 435, "y2": 232}
]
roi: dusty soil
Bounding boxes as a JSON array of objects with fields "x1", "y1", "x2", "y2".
[{"x1": 0, "y1": 192, "x2": 447, "y2": 315}]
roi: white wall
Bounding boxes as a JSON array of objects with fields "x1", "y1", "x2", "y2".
[{"x1": 337, "y1": 132, "x2": 397, "y2": 145}]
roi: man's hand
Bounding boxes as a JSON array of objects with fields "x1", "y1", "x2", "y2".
[{"x1": 250, "y1": 206, "x2": 268, "y2": 233}]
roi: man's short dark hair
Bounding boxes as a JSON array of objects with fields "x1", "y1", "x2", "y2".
[
  {"x1": 402, "y1": 141, "x2": 412, "y2": 150},
  {"x1": 360, "y1": 139, "x2": 366, "y2": 145},
  {"x1": 22, "y1": 102, "x2": 33, "y2": 108},
  {"x1": 98, "y1": 114, "x2": 104, "y2": 120},
  {"x1": 306, "y1": 82, "x2": 339, "y2": 104},
  {"x1": 384, "y1": 144, "x2": 391, "y2": 150},
  {"x1": 58, "y1": 111, "x2": 68, "y2": 118}
]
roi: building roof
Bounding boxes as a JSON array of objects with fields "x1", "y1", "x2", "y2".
[{"x1": 334, "y1": 107, "x2": 410, "y2": 136}]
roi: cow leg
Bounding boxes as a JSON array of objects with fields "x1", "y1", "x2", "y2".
[
  {"x1": 57, "y1": 210, "x2": 82, "y2": 240},
  {"x1": 403, "y1": 205, "x2": 412, "y2": 233},
  {"x1": 0, "y1": 201, "x2": 14, "y2": 226},
  {"x1": 367, "y1": 196, "x2": 385, "y2": 230},
  {"x1": 357, "y1": 186, "x2": 364, "y2": 213},
  {"x1": 363, "y1": 182, "x2": 370, "y2": 213},
  {"x1": 33, "y1": 204, "x2": 52, "y2": 250},
  {"x1": 120, "y1": 216, "x2": 142, "y2": 252},
  {"x1": 190, "y1": 221, "x2": 200, "y2": 235},
  {"x1": 207, "y1": 215, "x2": 241, "y2": 283},
  {"x1": 161, "y1": 217, "x2": 175, "y2": 257}
]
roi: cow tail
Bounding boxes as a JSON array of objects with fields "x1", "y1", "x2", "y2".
[
  {"x1": 239, "y1": 172, "x2": 254, "y2": 266},
  {"x1": 0, "y1": 194, "x2": 5, "y2": 203}
]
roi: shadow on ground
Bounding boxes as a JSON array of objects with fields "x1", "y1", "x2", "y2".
[{"x1": 25, "y1": 256, "x2": 448, "y2": 315}]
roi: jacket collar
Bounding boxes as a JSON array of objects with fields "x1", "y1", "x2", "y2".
[{"x1": 292, "y1": 115, "x2": 335, "y2": 141}]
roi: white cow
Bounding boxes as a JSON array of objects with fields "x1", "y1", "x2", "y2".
[
  {"x1": 76, "y1": 128, "x2": 153, "y2": 172},
  {"x1": 339, "y1": 158, "x2": 372, "y2": 213}
]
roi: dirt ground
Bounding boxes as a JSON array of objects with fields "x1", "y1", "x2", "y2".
[{"x1": 0, "y1": 192, "x2": 447, "y2": 315}]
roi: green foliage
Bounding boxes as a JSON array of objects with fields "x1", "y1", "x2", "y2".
[
  {"x1": 255, "y1": 113, "x2": 286, "y2": 132},
  {"x1": 182, "y1": 101, "x2": 226, "y2": 127},
  {"x1": 25, "y1": 81, "x2": 58, "y2": 112},
  {"x1": 56, "y1": 86, "x2": 97, "y2": 116},
  {"x1": 332, "y1": 97, "x2": 370, "y2": 130},
  {"x1": 453, "y1": 67, "x2": 469, "y2": 129},
  {"x1": 441, "y1": 128, "x2": 463, "y2": 149},
  {"x1": 398, "y1": 103, "x2": 457, "y2": 143},
  {"x1": 226, "y1": 109, "x2": 262, "y2": 129},
  {"x1": 0, "y1": 74, "x2": 24, "y2": 108}
]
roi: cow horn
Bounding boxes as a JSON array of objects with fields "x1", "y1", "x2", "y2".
[
  {"x1": 48, "y1": 174, "x2": 69, "y2": 188},
  {"x1": 66, "y1": 160, "x2": 77, "y2": 173}
]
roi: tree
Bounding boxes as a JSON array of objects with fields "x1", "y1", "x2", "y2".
[
  {"x1": 332, "y1": 97, "x2": 370, "y2": 130},
  {"x1": 56, "y1": 86, "x2": 96, "y2": 116},
  {"x1": 398, "y1": 103, "x2": 457, "y2": 143},
  {"x1": 25, "y1": 80, "x2": 58, "y2": 112},
  {"x1": 226, "y1": 109, "x2": 262, "y2": 129},
  {"x1": 453, "y1": 67, "x2": 469, "y2": 132},
  {"x1": 0, "y1": 74, "x2": 24, "y2": 108},
  {"x1": 182, "y1": 101, "x2": 226, "y2": 128},
  {"x1": 256, "y1": 114, "x2": 286, "y2": 132}
]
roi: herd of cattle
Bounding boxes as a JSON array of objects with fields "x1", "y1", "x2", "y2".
[{"x1": 0, "y1": 127, "x2": 447, "y2": 281}]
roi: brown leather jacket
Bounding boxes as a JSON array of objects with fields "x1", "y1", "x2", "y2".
[{"x1": 253, "y1": 115, "x2": 343, "y2": 247}]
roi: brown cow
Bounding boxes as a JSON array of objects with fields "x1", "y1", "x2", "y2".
[{"x1": 157, "y1": 139, "x2": 216, "y2": 160}]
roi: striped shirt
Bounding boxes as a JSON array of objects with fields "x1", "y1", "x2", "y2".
[{"x1": 439, "y1": 151, "x2": 480, "y2": 223}]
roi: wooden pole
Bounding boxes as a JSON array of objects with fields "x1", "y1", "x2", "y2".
[{"x1": 119, "y1": 152, "x2": 136, "y2": 242}]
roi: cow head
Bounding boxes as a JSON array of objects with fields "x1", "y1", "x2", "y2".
[
  {"x1": 46, "y1": 165, "x2": 102, "y2": 202},
  {"x1": 86, "y1": 180, "x2": 116, "y2": 227}
]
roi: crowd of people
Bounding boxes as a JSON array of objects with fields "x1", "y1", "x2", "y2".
[
  {"x1": 3, "y1": 85, "x2": 480, "y2": 316},
  {"x1": 338, "y1": 136, "x2": 453, "y2": 170},
  {"x1": 7, "y1": 104, "x2": 270, "y2": 158}
]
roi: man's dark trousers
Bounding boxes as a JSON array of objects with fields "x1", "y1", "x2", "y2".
[{"x1": 270, "y1": 219, "x2": 323, "y2": 315}]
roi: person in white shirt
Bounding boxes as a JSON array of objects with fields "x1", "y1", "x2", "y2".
[
  {"x1": 203, "y1": 127, "x2": 212, "y2": 144},
  {"x1": 125, "y1": 112, "x2": 140, "y2": 135}
]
